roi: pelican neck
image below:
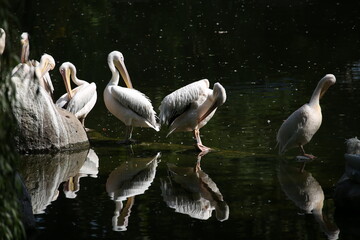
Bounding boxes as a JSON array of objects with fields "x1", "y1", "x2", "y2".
[
  {"x1": 70, "y1": 68, "x2": 87, "y2": 86},
  {"x1": 309, "y1": 79, "x2": 325, "y2": 106},
  {"x1": 108, "y1": 60, "x2": 120, "y2": 86}
]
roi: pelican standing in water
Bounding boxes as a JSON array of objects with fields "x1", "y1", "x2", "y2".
[
  {"x1": 159, "y1": 79, "x2": 226, "y2": 152},
  {"x1": 56, "y1": 62, "x2": 97, "y2": 127},
  {"x1": 277, "y1": 74, "x2": 336, "y2": 159},
  {"x1": 104, "y1": 51, "x2": 159, "y2": 143}
]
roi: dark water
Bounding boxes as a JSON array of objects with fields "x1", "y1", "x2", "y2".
[{"x1": 9, "y1": 0, "x2": 360, "y2": 239}]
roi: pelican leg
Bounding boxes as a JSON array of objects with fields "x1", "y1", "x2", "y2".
[
  {"x1": 193, "y1": 129, "x2": 211, "y2": 153},
  {"x1": 124, "y1": 126, "x2": 136, "y2": 144},
  {"x1": 299, "y1": 145, "x2": 316, "y2": 159}
]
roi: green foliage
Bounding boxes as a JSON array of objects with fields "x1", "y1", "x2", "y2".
[{"x1": 0, "y1": 1, "x2": 26, "y2": 239}]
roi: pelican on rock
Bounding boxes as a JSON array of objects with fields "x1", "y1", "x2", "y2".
[{"x1": 56, "y1": 62, "x2": 97, "y2": 127}]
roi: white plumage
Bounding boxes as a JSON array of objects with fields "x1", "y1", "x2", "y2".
[
  {"x1": 277, "y1": 74, "x2": 336, "y2": 158},
  {"x1": 104, "y1": 51, "x2": 159, "y2": 143},
  {"x1": 56, "y1": 62, "x2": 97, "y2": 127},
  {"x1": 0, "y1": 28, "x2": 5, "y2": 56},
  {"x1": 159, "y1": 79, "x2": 226, "y2": 152},
  {"x1": 11, "y1": 32, "x2": 55, "y2": 99}
]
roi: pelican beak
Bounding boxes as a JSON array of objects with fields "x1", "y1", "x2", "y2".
[
  {"x1": 61, "y1": 67, "x2": 73, "y2": 99},
  {"x1": 319, "y1": 74, "x2": 336, "y2": 99},
  {"x1": 320, "y1": 79, "x2": 335, "y2": 99},
  {"x1": 68, "y1": 177, "x2": 75, "y2": 191},
  {"x1": 198, "y1": 100, "x2": 219, "y2": 123},
  {"x1": 319, "y1": 84, "x2": 329, "y2": 99},
  {"x1": 114, "y1": 59, "x2": 133, "y2": 89}
]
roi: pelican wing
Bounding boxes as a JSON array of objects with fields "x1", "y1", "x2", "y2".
[
  {"x1": 159, "y1": 79, "x2": 210, "y2": 126},
  {"x1": 55, "y1": 92, "x2": 70, "y2": 108},
  {"x1": 67, "y1": 83, "x2": 97, "y2": 115},
  {"x1": 111, "y1": 86, "x2": 157, "y2": 125},
  {"x1": 43, "y1": 73, "x2": 54, "y2": 96},
  {"x1": 277, "y1": 104, "x2": 311, "y2": 154}
]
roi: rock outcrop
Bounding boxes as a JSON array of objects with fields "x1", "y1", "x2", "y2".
[{"x1": 11, "y1": 64, "x2": 88, "y2": 153}]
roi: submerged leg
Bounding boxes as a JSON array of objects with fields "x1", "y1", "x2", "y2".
[
  {"x1": 125, "y1": 126, "x2": 137, "y2": 144},
  {"x1": 118, "y1": 126, "x2": 136, "y2": 145},
  {"x1": 193, "y1": 129, "x2": 211, "y2": 153}
]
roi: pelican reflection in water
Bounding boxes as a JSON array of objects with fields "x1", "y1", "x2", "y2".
[
  {"x1": 277, "y1": 74, "x2": 336, "y2": 159},
  {"x1": 160, "y1": 154, "x2": 229, "y2": 221},
  {"x1": 63, "y1": 149, "x2": 99, "y2": 199},
  {"x1": 19, "y1": 149, "x2": 88, "y2": 214},
  {"x1": 159, "y1": 79, "x2": 226, "y2": 152},
  {"x1": 278, "y1": 161, "x2": 339, "y2": 240},
  {"x1": 106, "y1": 152, "x2": 160, "y2": 231}
]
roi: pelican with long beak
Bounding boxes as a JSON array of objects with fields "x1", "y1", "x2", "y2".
[
  {"x1": 159, "y1": 79, "x2": 227, "y2": 152},
  {"x1": 56, "y1": 62, "x2": 97, "y2": 127},
  {"x1": 34, "y1": 54, "x2": 55, "y2": 98},
  {"x1": 104, "y1": 51, "x2": 159, "y2": 143},
  {"x1": 277, "y1": 74, "x2": 336, "y2": 159}
]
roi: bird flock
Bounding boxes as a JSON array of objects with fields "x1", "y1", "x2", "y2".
[{"x1": 1, "y1": 29, "x2": 336, "y2": 157}]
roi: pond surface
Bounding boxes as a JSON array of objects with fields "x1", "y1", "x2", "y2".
[{"x1": 11, "y1": 1, "x2": 360, "y2": 239}]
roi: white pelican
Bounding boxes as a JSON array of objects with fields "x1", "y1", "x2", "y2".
[
  {"x1": 0, "y1": 28, "x2": 5, "y2": 56},
  {"x1": 20, "y1": 32, "x2": 29, "y2": 63},
  {"x1": 56, "y1": 62, "x2": 97, "y2": 127},
  {"x1": 276, "y1": 74, "x2": 336, "y2": 159},
  {"x1": 0, "y1": 28, "x2": 5, "y2": 70},
  {"x1": 159, "y1": 79, "x2": 227, "y2": 152},
  {"x1": 104, "y1": 51, "x2": 159, "y2": 143},
  {"x1": 11, "y1": 32, "x2": 55, "y2": 99}
]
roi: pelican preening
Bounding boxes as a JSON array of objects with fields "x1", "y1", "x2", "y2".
[
  {"x1": 277, "y1": 74, "x2": 336, "y2": 159},
  {"x1": 35, "y1": 54, "x2": 55, "y2": 97},
  {"x1": 159, "y1": 79, "x2": 227, "y2": 152},
  {"x1": 56, "y1": 62, "x2": 97, "y2": 127},
  {"x1": 104, "y1": 51, "x2": 159, "y2": 143}
]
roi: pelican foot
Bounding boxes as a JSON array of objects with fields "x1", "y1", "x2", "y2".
[
  {"x1": 85, "y1": 128, "x2": 95, "y2": 132},
  {"x1": 295, "y1": 154, "x2": 316, "y2": 162},
  {"x1": 195, "y1": 143, "x2": 212, "y2": 153}
]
